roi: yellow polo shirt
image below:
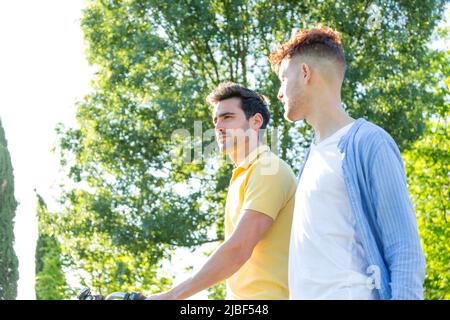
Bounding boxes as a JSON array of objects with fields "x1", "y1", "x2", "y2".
[{"x1": 225, "y1": 145, "x2": 296, "y2": 300}]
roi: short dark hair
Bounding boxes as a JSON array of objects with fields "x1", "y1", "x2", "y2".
[
  {"x1": 269, "y1": 24, "x2": 346, "y2": 75},
  {"x1": 206, "y1": 82, "x2": 271, "y2": 129}
]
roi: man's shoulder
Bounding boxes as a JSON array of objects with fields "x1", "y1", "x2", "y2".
[
  {"x1": 250, "y1": 151, "x2": 296, "y2": 182},
  {"x1": 351, "y1": 119, "x2": 399, "y2": 151},
  {"x1": 345, "y1": 119, "x2": 403, "y2": 168}
]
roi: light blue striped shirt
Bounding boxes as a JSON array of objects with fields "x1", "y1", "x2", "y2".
[{"x1": 296, "y1": 118, "x2": 426, "y2": 300}]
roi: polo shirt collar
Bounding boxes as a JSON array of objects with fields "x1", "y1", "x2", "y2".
[{"x1": 235, "y1": 144, "x2": 270, "y2": 170}]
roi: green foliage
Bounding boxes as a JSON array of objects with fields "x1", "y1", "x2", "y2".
[
  {"x1": 35, "y1": 194, "x2": 70, "y2": 300},
  {"x1": 208, "y1": 282, "x2": 226, "y2": 300},
  {"x1": 35, "y1": 235, "x2": 69, "y2": 299},
  {"x1": 53, "y1": 0, "x2": 448, "y2": 297},
  {"x1": 0, "y1": 118, "x2": 18, "y2": 300},
  {"x1": 404, "y1": 116, "x2": 450, "y2": 299},
  {"x1": 403, "y1": 13, "x2": 450, "y2": 300}
]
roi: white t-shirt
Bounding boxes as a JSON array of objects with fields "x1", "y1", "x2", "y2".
[{"x1": 289, "y1": 122, "x2": 376, "y2": 300}]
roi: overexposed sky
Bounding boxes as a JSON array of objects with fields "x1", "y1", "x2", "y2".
[
  {"x1": 0, "y1": 0, "x2": 93, "y2": 299},
  {"x1": 0, "y1": 0, "x2": 208, "y2": 300}
]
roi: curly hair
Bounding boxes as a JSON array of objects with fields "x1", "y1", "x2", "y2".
[{"x1": 269, "y1": 24, "x2": 346, "y2": 75}]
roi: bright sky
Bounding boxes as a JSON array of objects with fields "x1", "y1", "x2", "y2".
[
  {"x1": 0, "y1": 0, "x2": 94, "y2": 299},
  {"x1": 0, "y1": 0, "x2": 210, "y2": 300}
]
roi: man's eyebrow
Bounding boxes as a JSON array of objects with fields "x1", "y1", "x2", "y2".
[
  {"x1": 217, "y1": 112, "x2": 235, "y2": 117},
  {"x1": 213, "y1": 112, "x2": 235, "y2": 122}
]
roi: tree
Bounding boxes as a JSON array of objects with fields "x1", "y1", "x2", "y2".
[
  {"x1": 55, "y1": 0, "x2": 447, "y2": 296},
  {"x1": 208, "y1": 282, "x2": 226, "y2": 300},
  {"x1": 0, "y1": 118, "x2": 19, "y2": 300},
  {"x1": 404, "y1": 116, "x2": 450, "y2": 299},
  {"x1": 35, "y1": 194, "x2": 70, "y2": 300},
  {"x1": 403, "y1": 17, "x2": 450, "y2": 299}
]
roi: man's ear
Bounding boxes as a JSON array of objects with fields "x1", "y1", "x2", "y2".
[
  {"x1": 251, "y1": 113, "x2": 264, "y2": 130},
  {"x1": 301, "y1": 63, "x2": 312, "y2": 84}
]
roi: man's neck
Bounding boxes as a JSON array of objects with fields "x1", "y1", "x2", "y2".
[
  {"x1": 230, "y1": 141, "x2": 261, "y2": 166},
  {"x1": 306, "y1": 100, "x2": 354, "y2": 145}
]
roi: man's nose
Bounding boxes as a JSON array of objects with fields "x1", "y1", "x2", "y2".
[
  {"x1": 215, "y1": 121, "x2": 225, "y2": 133},
  {"x1": 215, "y1": 120, "x2": 223, "y2": 131},
  {"x1": 277, "y1": 89, "x2": 284, "y2": 102}
]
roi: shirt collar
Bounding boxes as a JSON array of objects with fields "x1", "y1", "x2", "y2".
[{"x1": 235, "y1": 144, "x2": 270, "y2": 171}]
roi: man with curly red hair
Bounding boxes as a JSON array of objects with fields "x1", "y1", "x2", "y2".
[{"x1": 270, "y1": 25, "x2": 425, "y2": 300}]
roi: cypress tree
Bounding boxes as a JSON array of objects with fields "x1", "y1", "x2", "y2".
[
  {"x1": 35, "y1": 194, "x2": 68, "y2": 300},
  {"x1": 0, "y1": 118, "x2": 19, "y2": 300}
]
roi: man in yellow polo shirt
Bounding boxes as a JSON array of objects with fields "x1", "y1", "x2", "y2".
[{"x1": 148, "y1": 82, "x2": 296, "y2": 300}]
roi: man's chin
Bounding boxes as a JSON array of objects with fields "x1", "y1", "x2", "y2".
[
  {"x1": 284, "y1": 110, "x2": 301, "y2": 123},
  {"x1": 218, "y1": 143, "x2": 230, "y2": 155}
]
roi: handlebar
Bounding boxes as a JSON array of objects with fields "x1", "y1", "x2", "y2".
[{"x1": 77, "y1": 287, "x2": 147, "y2": 300}]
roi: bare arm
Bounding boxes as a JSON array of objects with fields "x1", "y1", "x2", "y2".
[{"x1": 147, "y1": 209, "x2": 273, "y2": 300}]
